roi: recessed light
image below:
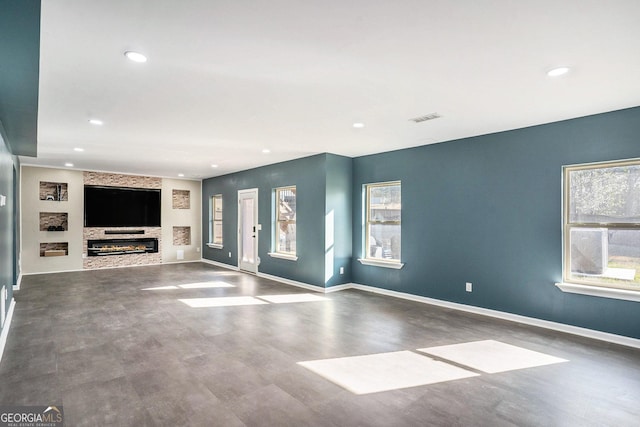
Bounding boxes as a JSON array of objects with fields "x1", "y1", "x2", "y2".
[
  {"x1": 353, "y1": 122, "x2": 365, "y2": 128},
  {"x1": 262, "y1": 149, "x2": 271, "y2": 154},
  {"x1": 64, "y1": 162, "x2": 74, "y2": 167},
  {"x1": 88, "y1": 119, "x2": 103, "y2": 126},
  {"x1": 547, "y1": 66, "x2": 570, "y2": 77},
  {"x1": 124, "y1": 51, "x2": 147, "y2": 63},
  {"x1": 73, "y1": 147, "x2": 84, "y2": 152},
  {"x1": 178, "y1": 173, "x2": 185, "y2": 177},
  {"x1": 211, "y1": 164, "x2": 218, "y2": 168}
]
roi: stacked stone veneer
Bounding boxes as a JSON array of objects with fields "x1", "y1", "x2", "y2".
[
  {"x1": 84, "y1": 171, "x2": 162, "y2": 189},
  {"x1": 172, "y1": 189, "x2": 190, "y2": 209},
  {"x1": 39, "y1": 181, "x2": 68, "y2": 201},
  {"x1": 83, "y1": 172, "x2": 163, "y2": 269},
  {"x1": 173, "y1": 226, "x2": 191, "y2": 245},
  {"x1": 40, "y1": 242, "x2": 68, "y2": 257},
  {"x1": 40, "y1": 212, "x2": 68, "y2": 231}
]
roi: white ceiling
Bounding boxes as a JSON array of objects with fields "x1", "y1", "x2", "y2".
[{"x1": 26, "y1": 0, "x2": 640, "y2": 180}]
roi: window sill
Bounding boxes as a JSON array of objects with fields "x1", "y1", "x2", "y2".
[
  {"x1": 358, "y1": 258, "x2": 404, "y2": 269},
  {"x1": 555, "y1": 282, "x2": 640, "y2": 303},
  {"x1": 268, "y1": 252, "x2": 298, "y2": 261},
  {"x1": 206, "y1": 243, "x2": 223, "y2": 249}
]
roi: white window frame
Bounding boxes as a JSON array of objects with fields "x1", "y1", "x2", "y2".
[
  {"x1": 556, "y1": 159, "x2": 640, "y2": 302},
  {"x1": 207, "y1": 194, "x2": 223, "y2": 249},
  {"x1": 269, "y1": 186, "x2": 298, "y2": 261},
  {"x1": 358, "y1": 181, "x2": 404, "y2": 269}
]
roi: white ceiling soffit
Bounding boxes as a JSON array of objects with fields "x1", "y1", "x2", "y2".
[{"x1": 28, "y1": 0, "x2": 640, "y2": 179}]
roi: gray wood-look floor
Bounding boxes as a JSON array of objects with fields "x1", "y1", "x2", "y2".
[{"x1": 1, "y1": 263, "x2": 639, "y2": 426}]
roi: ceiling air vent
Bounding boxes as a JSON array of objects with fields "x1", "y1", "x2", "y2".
[{"x1": 410, "y1": 113, "x2": 441, "y2": 123}]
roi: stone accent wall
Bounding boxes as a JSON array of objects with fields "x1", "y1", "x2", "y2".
[
  {"x1": 172, "y1": 189, "x2": 190, "y2": 209},
  {"x1": 83, "y1": 227, "x2": 162, "y2": 269},
  {"x1": 40, "y1": 212, "x2": 68, "y2": 231},
  {"x1": 83, "y1": 171, "x2": 163, "y2": 269},
  {"x1": 40, "y1": 242, "x2": 68, "y2": 257},
  {"x1": 83, "y1": 171, "x2": 161, "y2": 189},
  {"x1": 173, "y1": 226, "x2": 191, "y2": 245},
  {"x1": 39, "y1": 181, "x2": 68, "y2": 201}
]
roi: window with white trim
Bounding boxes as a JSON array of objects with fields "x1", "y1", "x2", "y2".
[
  {"x1": 564, "y1": 159, "x2": 640, "y2": 291},
  {"x1": 209, "y1": 194, "x2": 223, "y2": 247},
  {"x1": 275, "y1": 186, "x2": 296, "y2": 255},
  {"x1": 365, "y1": 181, "x2": 401, "y2": 262}
]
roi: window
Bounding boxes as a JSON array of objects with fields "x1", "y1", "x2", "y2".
[
  {"x1": 564, "y1": 159, "x2": 640, "y2": 291},
  {"x1": 364, "y1": 181, "x2": 401, "y2": 265},
  {"x1": 208, "y1": 194, "x2": 223, "y2": 248},
  {"x1": 274, "y1": 186, "x2": 296, "y2": 256}
]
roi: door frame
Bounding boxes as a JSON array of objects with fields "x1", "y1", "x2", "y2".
[{"x1": 237, "y1": 188, "x2": 259, "y2": 273}]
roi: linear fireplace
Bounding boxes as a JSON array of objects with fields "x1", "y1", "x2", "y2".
[{"x1": 87, "y1": 238, "x2": 159, "y2": 256}]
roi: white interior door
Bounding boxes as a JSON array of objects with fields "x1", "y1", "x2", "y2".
[{"x1": 238, "y1": 188, "x2": 258, "y2": 273}]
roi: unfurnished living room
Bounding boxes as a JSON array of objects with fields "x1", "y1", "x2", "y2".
[{"x1": 1, "y1": 1, "x2": 640, "y2": 426}]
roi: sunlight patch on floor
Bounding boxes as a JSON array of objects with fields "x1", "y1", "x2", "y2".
[
  {"x1": 178, "y1": 296, "x2": 268, "y2": 308},
  {"x1": 140, "y1": 285, "x2": 180, "y2": 290},
  {"x1": 256, "y1": 293, "x2": 330, "y2": 304},
  {"x1": 298, "y1": 351, "x2": 479, "y2": 395},
  {"x1": 418, "y1": 340, "x2": 568, "y2": 373}
]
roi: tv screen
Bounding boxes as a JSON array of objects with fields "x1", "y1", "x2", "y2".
[{"x1": 84, "y1": 186, "x2": 161, "y2": 227}]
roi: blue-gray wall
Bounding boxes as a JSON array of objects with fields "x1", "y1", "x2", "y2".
[
  {"x1": 352, "y1": 106, "x2": 640, "y2": 339},
  {"x1": 0, "y1": 132, "x2": 18, "y2": 335},
  {"x1": 202, "y1": 154, "x2": 353, "y2": 287}
]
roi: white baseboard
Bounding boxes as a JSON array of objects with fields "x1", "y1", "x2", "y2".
[
  {"x1": 201, "y1": 258, "x2": 240, "y2": 271},
  {"x1": 256, "y1": 272, "x2": 327, "y2": 293},
  {"x1": 13, "y1": 273, "x2": 22, "y2": 291},
  {"x1": 162, "y1": 259, "x2": 202, "y2": 265},
  {"x1": 20, "y1": 267, "x2": 85, "y2": 276},
  {"x1": 324, "y1": 283, "x2": 355, "y2": 293},
  {"x1": 0, "y1": 298, "x2": 16, "y2": 364},
  {"x1": 348, "y1": 284, "x2": 640, "y2": 350}
]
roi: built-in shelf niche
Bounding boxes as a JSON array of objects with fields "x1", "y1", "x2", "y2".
[
  {"x1": 40, "y1": 242, "x2": 68, "y2": 257},
  {"x1": 40, "y1": 212, "x2": 68, "y2": 231},
  {"x1": 172, "y1": 189, "x2": 190, "y2": 209},
  {"x1": 173, "y1": 226, "x2": 191, "y2": 246},
  {"x1": 39, "y1": 181, "x2": 68, "y2": 201}
]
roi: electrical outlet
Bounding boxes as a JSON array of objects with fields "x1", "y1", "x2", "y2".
[
  {"x1": 196, "y1": 247, "x2": 200, "y2": 252},
  {"x1": 340, "y1": 267, "x2": 344, "y2": 275},
  {"x1": 466, "y1": 282, "x2": 473, "y2": 292},
  {"x1": 228, "y1": 252, "x2": 232, "y2": 258}
]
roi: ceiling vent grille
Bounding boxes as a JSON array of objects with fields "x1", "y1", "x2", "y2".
[{"x1": 410, "y1": 113, "x2": 441, "y2": 123}]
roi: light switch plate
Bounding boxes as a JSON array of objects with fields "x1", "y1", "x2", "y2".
[{"x1": 0, "y1": 194, "x2": 6, "y2": 206}]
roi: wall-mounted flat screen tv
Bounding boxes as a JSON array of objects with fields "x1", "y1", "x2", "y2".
[{"x1": 84, "y1": 186, "x2": 161, "y2": 227}]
